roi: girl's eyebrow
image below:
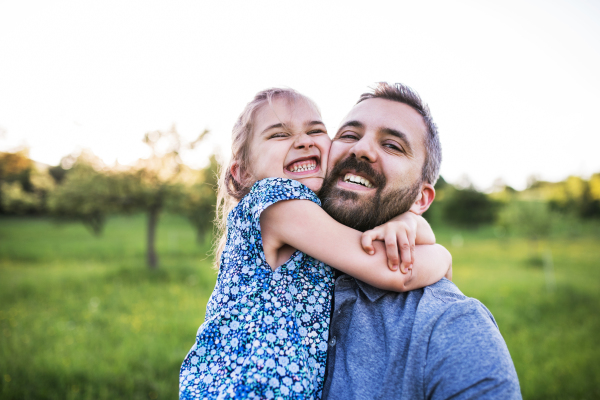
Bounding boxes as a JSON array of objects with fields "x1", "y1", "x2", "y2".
[
  {"x1": 261, "y1": 120, "x2": 325, "y2": 136},
  {"x1": 260, "y1": 123, "x2": 287, "y2": 135}
]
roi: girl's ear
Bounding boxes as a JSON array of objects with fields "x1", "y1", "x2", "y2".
[
  {"x1": 409, "y1": 183, "x2": 436, "y2": 215},
  {"x1": 230, "y1": 161, "x2": 250, "y2": 186},
  {"x1": 230, "y1": 161, "x2": 241, "y2": 184}
]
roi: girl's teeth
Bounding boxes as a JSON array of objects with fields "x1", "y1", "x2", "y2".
[{"x1": 290, "y1": 163, "x2": 316, "y2": 172}]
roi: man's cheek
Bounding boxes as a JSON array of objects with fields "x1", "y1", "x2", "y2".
[{"x1": 327, "y1": 144, "x2": 347, "y2": 169}]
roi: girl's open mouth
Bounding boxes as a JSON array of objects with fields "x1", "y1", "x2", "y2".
[{"x1": 286, "y1": 157, "x2": 320, "y2": 174}]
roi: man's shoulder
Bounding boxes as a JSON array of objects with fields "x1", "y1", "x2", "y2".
[
  {"x1": 417, "y1": 278, "x2": 499, "y2": 329},
  {"x1": 417, "y1": 280, "x2": 521, "y2": 399}
]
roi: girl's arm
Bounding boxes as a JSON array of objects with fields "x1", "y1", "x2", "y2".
[
  {"x1": 260, "y1": 199, "x2": 451, "y2": 292},
  {"x1": 361, "y1": 212, "x2": 436, "y2": 273}
]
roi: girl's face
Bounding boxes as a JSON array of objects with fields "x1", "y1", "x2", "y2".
[{"x1": 246, "y1": 97, "x2": 331, "y2": 193}]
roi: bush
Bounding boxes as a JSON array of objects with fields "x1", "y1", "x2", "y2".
[
  {"x1": 497, "y1": 201, "x2": 555, "y2": 240},
  {"x1": 440, "y1": 187, "x2": 500, "y2": 227}
]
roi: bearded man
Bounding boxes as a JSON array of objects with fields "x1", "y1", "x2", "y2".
[{"x1": 319, "y1": 83, "x2": 522, "y2": 399}]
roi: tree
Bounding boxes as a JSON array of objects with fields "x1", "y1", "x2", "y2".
[
  {"x1": 46, "y1": 127, "x2": 216, "y2": 270},
  {"x1": 441, "y1": 186, "x2": 500, "y2": 227},
  {"x1": 497, "y1": 200, "x2": 557, "y2": 267},
  {"x1": 124, "y1": 126, "x2": 212, "y2": 269},
  {"x1": 0, "y1": 149, "x2": 55, "y2": 215},
  {"x1": 48, "y1": 151, "x2": 128, "y2": 235},
  {"x1": 497, "y1": 200, "x2": 553, "y2": 241},
  {"x1": 170, "y1": 153, "x2": 219, "y2": 243},
  {"x1": 549, "y1": 176, "x2": 600, "y2": 219}
]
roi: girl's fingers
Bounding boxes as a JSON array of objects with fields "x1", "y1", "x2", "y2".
[
  {"x1": 385, "y1": 231, "x2": 400, "y2": 271},
  {"x1": 409, "y1": 231, "x2": 417, "y2": 266},
  {"x1": 361, "y1": 229, "x2": 381, "y2": 255},
  {"x1": 398, "y1": 231, "x2": 411, "y2": 273}
]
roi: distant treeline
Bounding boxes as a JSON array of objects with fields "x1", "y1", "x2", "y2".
[
  {"x1": 2, "y1": 134, "x2": 600, "y2": 265},
  {"x1": 0, "y1": 126, "x2": 218, "y2": 269},
  {"x1": 424, "y1": 173, "x2": 600, "y2": 243}
]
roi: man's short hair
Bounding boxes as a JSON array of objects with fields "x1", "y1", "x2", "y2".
[{"x1": 357, "y1": 82, "x2": 441, "y2": 185}]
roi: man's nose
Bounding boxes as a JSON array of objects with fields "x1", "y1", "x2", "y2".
[
  {"x1": 294, "y1": 133, "x2": 314, "y2": 149},
  {"x1": 350, "y1": 137, "x2": 378, "y2": 163}
]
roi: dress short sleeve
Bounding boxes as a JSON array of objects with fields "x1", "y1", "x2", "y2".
[{"x1": 241, "y1": 177, "x2": 321, "y2": 231}]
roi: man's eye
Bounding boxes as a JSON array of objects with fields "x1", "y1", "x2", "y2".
[
  {"x1": 339, "y1": 131, "x2": 358, "y2": 140},
  {"x1": 308, "y1": 129, "x2": 326, "y2": 135},
  {"x1": 383, "y1": 143, "x2": 403, "y2": 152}
]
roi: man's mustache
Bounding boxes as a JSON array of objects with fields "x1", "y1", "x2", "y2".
[{"x1": 328, "y1": 156, "x2": 386, "y2": 189}]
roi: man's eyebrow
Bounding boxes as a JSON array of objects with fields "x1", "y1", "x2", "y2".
[
  {"x1": 336, "y1": 120, "x2": 364, "y2": 135},
  {"x1": 381, "y1": 127, "x2": 414, "y2": 155},
  {"x1": 306, "y1": 120, "x2": 325, "y2": 127}
]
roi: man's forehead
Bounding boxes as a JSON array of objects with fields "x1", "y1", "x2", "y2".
[{"x1": 342, "y1": 98, "x2": 427, "y2": 141}]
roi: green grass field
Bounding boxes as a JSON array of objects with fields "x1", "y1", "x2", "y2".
[{"x1": 1, "y1": 215, "x2": 599, "y2": 399}]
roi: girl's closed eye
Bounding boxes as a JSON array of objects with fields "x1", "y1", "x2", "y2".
[{"x1": 269, "y1": 132, "x2": 290, "y2": 139}]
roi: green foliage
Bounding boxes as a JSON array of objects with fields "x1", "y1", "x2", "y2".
[
  {"x1": 440, "y1": 186, "x2": 500, "y2": 227},
  {"x1": 48, "y1": 164, "x2": 69, "y2": 184},
  {"x1": 123, "y1": 126, "x2": 214, "y2": 268},
  {"x1": 0, "y1": 150, "x2": 33, "y2": 191},
  {"x1": 524, "y1": 175, "x2": 600, "y2": 219},
  {"x1": 497, "y1": 201, "x2": 555, "y2": 240},
  {"x1": 0, "y1": 150, "x2": 55, "y2": 215},
  {"x1": 43, "y1": 127, "x2": 218, "y2": 269},
  {"x1": 0, "y1": 181, "x2": 41, "y2": 214},
  {"x1": 170, "y1": 154, "x2": 219, "y2": 243},
  {"x1": 47, "y1": 154, "x2": 132, "y2": 235}
]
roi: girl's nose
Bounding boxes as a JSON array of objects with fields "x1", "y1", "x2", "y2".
[{"x1": 294, "y1": 134, "x2": 314, "y2": 149}]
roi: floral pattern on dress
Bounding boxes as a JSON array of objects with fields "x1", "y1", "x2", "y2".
[{"x1": 180, "y1": 178, "x2": 335, "y2": 400}]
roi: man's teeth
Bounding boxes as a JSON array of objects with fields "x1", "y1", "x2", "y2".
[
  {"x1": 289, "y1": 161, "x2": 317, "y2": 173},
  {"x1": 343, "y1": 173, "x2": 374, "y2": 188}
]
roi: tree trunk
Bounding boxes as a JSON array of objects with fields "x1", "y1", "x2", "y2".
[{"x1": 147, "y1": 206, "x2": 160, "y2": 269}]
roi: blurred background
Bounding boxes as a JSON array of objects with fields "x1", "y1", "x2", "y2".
[{"x1": 1, "y1": 1, "x2": 599, "y2": 399}]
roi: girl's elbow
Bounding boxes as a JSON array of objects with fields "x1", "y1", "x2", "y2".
[{"x1": 391, "y1": 276, "x2": 412, "y2": 292}]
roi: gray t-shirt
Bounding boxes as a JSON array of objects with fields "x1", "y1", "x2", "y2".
[{"x1": 322, "y1": 276, "x2": 521, "y2": 400}]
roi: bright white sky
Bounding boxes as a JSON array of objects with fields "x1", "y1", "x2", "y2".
[{"x1": 1, "y1": 0, "x2": 599, "y2": 190}]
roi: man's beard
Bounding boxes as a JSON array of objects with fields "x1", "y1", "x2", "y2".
[{"x1": 319, "y1": 156, "x2": 422, "y2": 232}]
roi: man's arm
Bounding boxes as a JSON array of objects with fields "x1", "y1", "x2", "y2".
[{"x1": 425, "y1": 301, "x2": 522, "y2": 400}]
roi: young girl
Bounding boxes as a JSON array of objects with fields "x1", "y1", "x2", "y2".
[{"x1": 180, "y1": 88, "x2": 451, "y2": 399}]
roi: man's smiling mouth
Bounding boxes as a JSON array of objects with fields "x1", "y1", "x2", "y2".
[{"x1": 343, "y1": 173, "x2": 374, "y2": 188}]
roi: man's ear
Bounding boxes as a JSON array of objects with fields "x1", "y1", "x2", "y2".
[{"x1": 409, "y1": 183, "x2": 435, "y2": 215}]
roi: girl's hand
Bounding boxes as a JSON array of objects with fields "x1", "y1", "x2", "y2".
[{"x1": 361, "y1": 212, "x2": 419, "y2": 273}]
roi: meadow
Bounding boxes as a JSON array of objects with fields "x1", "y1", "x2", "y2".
[{"x1": 1, "y1": 214, "x2": 599, "y2": 399}]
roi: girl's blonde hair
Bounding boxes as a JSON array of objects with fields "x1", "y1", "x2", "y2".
[{"x1": 214, "y1": 88, "x2": 321, "y2": 267}]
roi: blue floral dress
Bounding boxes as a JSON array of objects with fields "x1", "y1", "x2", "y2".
[{"x1": 180, "y1": 178, "x2": 335, "y2": 400}]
